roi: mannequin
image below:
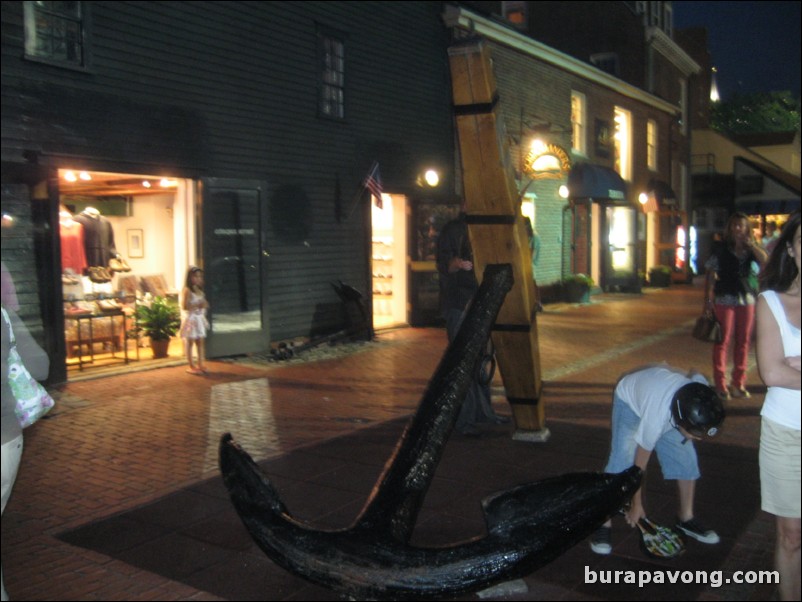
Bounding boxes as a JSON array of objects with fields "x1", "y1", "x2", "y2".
[
  {"x1": 59, "y1": 207, "x2": 88, "y2": 275},
  {"x1": 74, "y1": 206, "x2": 118, "y2": 267}
]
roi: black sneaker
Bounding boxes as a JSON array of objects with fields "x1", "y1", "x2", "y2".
[
  {"x1": 676, "y1": 518, "x2": 720, "y2": 544},
  {"x1": 590, "y1": 526, "x2": 612, "y2": 555}
]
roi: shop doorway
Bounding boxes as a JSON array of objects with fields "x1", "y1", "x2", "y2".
[
  {"x1": 408, "y1": 201, "x2": 460, "y2": 326},
  {"x1": 646, "y1": 209, "x2": 690, "y2": 283},
  {"x1": 57, "y1": 169, "x2": 197, "y2": 377},
  {"x1": 371, "y1": 193, "x2": 408, "y2": 330},
  {"x1": 602, "y1": 204, "x2": 637, "y2": 289},
  {"x1": 200, "y1": 178, "x2": 270, "y2": 358}
]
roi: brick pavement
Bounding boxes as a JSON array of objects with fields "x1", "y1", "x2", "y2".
[{"x1": 1, "y1": 282, "x2": 780, "y2": 601}]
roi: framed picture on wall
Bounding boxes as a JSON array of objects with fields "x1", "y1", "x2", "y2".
[{"x1": 127, "y1": 228, "x2": 144, "y2": 258}]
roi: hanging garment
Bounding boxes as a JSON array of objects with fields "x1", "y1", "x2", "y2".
[
  {"x1": 74, "y1": 210, "x2": 118, "y2": 267},
  {"x1": 59, "y1": 218, "x2": 88, "y2": 274}
]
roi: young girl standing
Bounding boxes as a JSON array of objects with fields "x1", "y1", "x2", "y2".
[{"x1": 181, "y1": 266, "x2": 210, "y2": 374}]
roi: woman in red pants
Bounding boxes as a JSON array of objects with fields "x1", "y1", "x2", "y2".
[{"x1": 704, "y1": 212, "x2": 768, "y2": 400}]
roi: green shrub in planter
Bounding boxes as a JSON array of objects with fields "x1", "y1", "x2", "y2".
[
  {"x1": 135, "y1": 297, "x2": 181, "y2": 358},
  {"x1": 648, "y1": 266, "x2": 672, "y2": 287},
  {"x1": 562, "y1": 274, "x2": 594, "y2": 303}
]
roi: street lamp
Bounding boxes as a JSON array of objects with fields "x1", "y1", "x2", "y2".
[{"x1": 417, "y1": 168, "x2": 441, "y2": 188}]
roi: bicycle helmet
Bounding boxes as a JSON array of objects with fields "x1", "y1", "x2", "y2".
[{"x1": 671, "y1": 382, "x2": 725, "y2": 437}]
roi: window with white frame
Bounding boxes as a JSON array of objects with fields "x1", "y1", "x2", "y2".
[
  {"x1": 24, "y1": 1, "x2": 86, "y2": 67},
  {"x1": 635, "y1": 1, "x2": 671, "y2": 35},
  {"x1": 663, "y1": 3, "x2": 673, "y2": 37},
  {"x1": 571, "y1": 92, "x2": 587, "y2": 155},
  {"x1": 614, "y1": 107, "x2": 632, "y2": 181},
  {"x1": 649, "y1": 1, "x2": 662, "y2": 27},
  {"x1": 318, "y1": 29, "x2": 345, "y2": 120},
  {"x1": 647, "y1": 119, "x2": 658, "y2": 170}
]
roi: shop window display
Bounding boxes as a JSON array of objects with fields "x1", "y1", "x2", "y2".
[{"x1": 60, "y1": 205, "x2": 138, "y2": 370}]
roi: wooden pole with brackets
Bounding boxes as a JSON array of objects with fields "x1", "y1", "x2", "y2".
[{"x1": 448, "y1": 38, "x2": 548, "y2": 441}]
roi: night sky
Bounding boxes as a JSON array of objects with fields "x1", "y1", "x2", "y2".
[{"x1": 672, "y1": 1, "x2": 801, "y2": 100}]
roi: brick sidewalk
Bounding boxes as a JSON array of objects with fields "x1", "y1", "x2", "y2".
[{"x1": 2, "y1": 283, "x2": 779, "y2": 601}]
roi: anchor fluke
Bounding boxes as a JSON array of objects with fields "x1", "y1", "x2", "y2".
[{"x1": 220, "y1": 435, "x2": 640, "y2": 599}]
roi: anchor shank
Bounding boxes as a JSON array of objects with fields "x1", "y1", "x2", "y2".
[{"x1": 355, "y1": 263, "x2": 513, "y2": 541}]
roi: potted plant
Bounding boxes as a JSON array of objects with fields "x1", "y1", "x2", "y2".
[
  {"x1": 562, "y1": 273, "x2": 594, "y2": 303},
  {"x1": 135, "y1": 296, "x2": 181, "y2": 358},
  {"x1": 648, "y1": 265, "x2": 672, "y2": 288}
]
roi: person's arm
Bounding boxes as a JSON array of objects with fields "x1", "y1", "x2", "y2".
[
  {"x1": 703, "y1": 269, "x2": 716, "y2": 312},
  {"x1": 181, "y1": 287, "x2": 190, "y2": 312},
  {"x1": 703, "y1": 248, "x2": 721, "y2": 311},
  {"x1": 624, "y1": 445, "x2": 652, "y2": 527},
  {"x1": 756, "y1": 295, "x2": 801, "y2": 389},
  {"x1": 448, "y1": 257, "x2": 472, "y2": 273},
  {"x1": 436, "y1": 223, "x2": 472, "y2": 274},
  {"x1": 746, "y1": 233, "x2": 769, "y2": 266}
]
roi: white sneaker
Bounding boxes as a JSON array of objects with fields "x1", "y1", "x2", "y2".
[
  {"x1": 676, "y1": 518, "x2": 720, "y2": 544},
  {"x1": 590, "y1": 526, "x2": 612, "y2": 555}
]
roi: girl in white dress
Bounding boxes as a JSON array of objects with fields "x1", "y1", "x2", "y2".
[{"x1": 180, "y1": 266, "x2": 210, "y2": 374}]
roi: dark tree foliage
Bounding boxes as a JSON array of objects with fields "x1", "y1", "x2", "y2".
[{"x1": 711, "y1": 91, "x2": 800, "y2": 135}]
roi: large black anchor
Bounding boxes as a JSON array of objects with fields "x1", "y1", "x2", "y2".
[{"x1": 220, "y1": 264, "x2": 640, "y2": 599}]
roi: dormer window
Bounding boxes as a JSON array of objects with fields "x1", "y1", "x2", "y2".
[
  {"x1": 502, "y1": 1, "x2": 527, "y2": 28},
  {"x1": 590, "y1": 53, "x2": 620, "y2": 77}
]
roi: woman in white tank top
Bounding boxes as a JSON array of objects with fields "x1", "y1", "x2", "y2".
[{"x1": 755, "y1": 211, "x2": 800, "y2": 601}]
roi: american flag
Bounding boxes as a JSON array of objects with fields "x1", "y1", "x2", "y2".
[{"x1": 363, "y1": 161, "x2": 383, "y2": 208}]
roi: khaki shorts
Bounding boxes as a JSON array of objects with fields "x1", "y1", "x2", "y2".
[{"x1": 760, "y1": 417, "x2": 801, "y2": 518}]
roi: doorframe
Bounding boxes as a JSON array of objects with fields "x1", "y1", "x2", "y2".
[
  {"x1": 599, "y1": 201, "x2": 639, "y2": 291},
  {"x1": 200, "y1": 177, "x2": 271, "y2": 358}
]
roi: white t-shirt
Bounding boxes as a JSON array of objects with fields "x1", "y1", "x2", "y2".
[
  {"x1": 759, "y1": 291, "x2": 801, "y2": 431},
  {"x1": 615, "y1": 365, "x2": 709, "y2": 451}
]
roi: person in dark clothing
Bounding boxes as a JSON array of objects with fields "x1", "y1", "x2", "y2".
[
  {"x1": 436, "y1": 212, "x2": 508, "y2": 435},
  {"x1": 524, "y1": 217, "x2": 543, "y2": 312}
]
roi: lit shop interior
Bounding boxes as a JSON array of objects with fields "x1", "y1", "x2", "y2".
[{"x1": 57, "y1": 169, "x2": 196, "y2": 375}]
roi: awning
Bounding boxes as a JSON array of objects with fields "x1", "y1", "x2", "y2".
[
  {"x1": 567, "y1": 163, "x2": 627, "y2": 201},
  {"x1": 648, "y1": 179, "x2": 677, "y2": 204}
]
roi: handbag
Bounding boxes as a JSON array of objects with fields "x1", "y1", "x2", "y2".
[
  {"x1": 2, "y1": 308, "x2": 55, "y2": 428},
  {"x1": 692, "y1": 311, "x2": 723, "y2": 344}
]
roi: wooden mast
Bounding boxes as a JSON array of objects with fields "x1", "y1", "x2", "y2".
[{"x1": 448, "y1": 38, "x2": 548, "y2": 440}]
